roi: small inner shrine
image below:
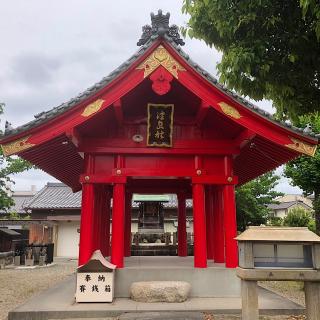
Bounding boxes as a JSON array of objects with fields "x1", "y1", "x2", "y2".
[{"x1": 138, "y1": 201, "x2": 164, "y2": 232}]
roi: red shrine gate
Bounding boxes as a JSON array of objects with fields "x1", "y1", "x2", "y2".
[{"x1": 1, "y1": 11, "x2": 318, "y2": 269}]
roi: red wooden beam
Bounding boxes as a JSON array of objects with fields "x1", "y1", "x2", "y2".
[
  {"x1": 127, "y1": 188, "x2": 191, "y2": 194},
  {"x1": 66, "y1": 128, "x2": 82, "y2": 148},
  {"x1": 195, "y1": 101, "x2": 210, "y2": 128},
  {"x1": 79, "y1": 174, "x2": 127, "y2": 184},
  {"x1": 80, "y1": 171, "x2": 237, "y2": 184},
  {"x1": 192, "y1": 175, "x2": 238, "y2": 185},
  {"x1": 81, "y1": 138, "x2": 236, "y2": 149},
  {"x1": 113, "y1": 99, "x2": 123, "y2": 125},
  {"x1": 78, "y1": 146, "x2": 239, "y2": 156},
  {"x1": 233, "y1": 129, "x2": 256, "y2": 149}
]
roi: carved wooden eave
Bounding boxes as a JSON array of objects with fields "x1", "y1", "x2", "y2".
[
  {"x1": 136, "y1": 45, "x2": 185, "y2": 79},
  {"x1": 1, "y1": 135, "x2": 35, "y2": 156},
  {"x1": 285, "y1": 136, "x2": 317, "y2": 157},
  {"x1": 81, "y1": 99, "x2": 105, "y2": 117}
]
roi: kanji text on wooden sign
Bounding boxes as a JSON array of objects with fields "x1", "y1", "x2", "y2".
[
  {"x1": 147, "y1": 103, "x2": 174, "y2": 147},
  {"x1": 76, "y1": 272, "x2": 114, "y2": 302}
]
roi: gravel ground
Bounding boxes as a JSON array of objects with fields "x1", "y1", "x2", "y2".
[
  {"x1": 0, "y1": 260, "x2": 77, "y2": 320},
  {"x1": 259, "y1": 281, "x2": 305, "y2": 307}
]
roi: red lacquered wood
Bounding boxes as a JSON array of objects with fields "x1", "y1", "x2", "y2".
[
  {"x1": 124, "y1": 191, "x2": 132, "y2": 257},
  {"x1": 205, "y1": 186, "x2": 214, "y2": 260},
  {"x1": 150, "y1": 66, "x2": 173, "y2": 95},
  {"x1": 111, "y1": 183, "x2": 125, "y2": 268},
  {"x1": 192, "y1": 183, "x2": 207, "y2": 268},
  {"x1": 78, "y1": 183, "x2": 95, "y2": 266},
  {"x1": 177, "y1": 191, "x2": 187, "y2": 257},
  {"x1": 213, "y1": 187, "x2": 225, "y2": 263},
  {"x1": 78, "y1": 154, "x2": 95, "y2": 265},
  {"x1": 223, "y1": 184, "x2": 238, "y2": 268},
  {"x1": 93, "y1": 185, "x2": 103, "y2": 252},
  {"x1": 97, "y1": 186, "x2": 110, "y2": 257},
  {"x1": 104, "y1": 189, "x2": 111, "y2": 257}
]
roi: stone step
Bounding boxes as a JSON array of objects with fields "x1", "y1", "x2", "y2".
[
  {"x1": 119, "y1": 312, "x2": 204, "y2": 320},
  {"x1": 50, "y1": 313, "x2": 204, "y2": 320}
]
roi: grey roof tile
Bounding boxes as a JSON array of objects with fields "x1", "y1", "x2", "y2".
[
  {"x1": 24, "y1": 183, "x2": 82, "y2": 209},
  {"x1": 24, "y1": 183, "x2": 192, "y2": 210},
  {"x1": 3, "y1": 13, "x2": 318, "y2": 143},
  {"x1": 267, "y1": 201, "x2": 312, "y2": 210}
]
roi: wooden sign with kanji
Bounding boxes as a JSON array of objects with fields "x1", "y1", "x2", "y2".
[
  {"x1": 147, "y1": 103, "x2": 174, "y2": 147},
  {"x1": 76, "y1": 250, "x2": 116, "y2": 303}
]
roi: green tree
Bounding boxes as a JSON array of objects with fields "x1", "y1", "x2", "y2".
[
  {"x1": 284, "y1": 112, "x2": 320, "y2": 234},
  {"x1": 182, "y1": 0, "x2": 320, "y2": 120},
  {"x1": 0, "y1": 103, "x2": 33, "y2": 212},
  {"x1": 283, "y1": 207, "x2": 312, "y2": 227},
  {"x1": 236, "y1": 171, "x2": 283, "y2": 231}
]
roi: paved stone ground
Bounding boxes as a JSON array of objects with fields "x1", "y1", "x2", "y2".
[
  {"x1": 0, "y1": 259, "x2": 77, "y2": 320},
  {"x1": 0, "y1": 259, "x2": 306, "y2": 320},
  {"x1": 50, "y1": 315, "x2": 306, "y2": 320}
]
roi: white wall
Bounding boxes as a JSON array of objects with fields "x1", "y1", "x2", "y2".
[{"x1": 57, "y1": 221, "x2": 80, "y2": 258}]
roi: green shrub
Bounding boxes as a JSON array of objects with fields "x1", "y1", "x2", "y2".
[
  {"x1": 283, "y1": 207, "x2": 312, "y2": 227},
  {"x1": 308, "y1": 219, "x2": 316, "y2": 233},
  {"x1": 268, "y1": 216, "x2": 283, "y2": 226}
]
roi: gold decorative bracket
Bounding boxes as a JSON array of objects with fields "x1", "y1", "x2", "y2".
[
  {"x1": 81, "y1": 99, "x2": 105, "y2": 117},
  {"x1": 218, "y1": 102, "x2": 242, "y2": 119},
  {"x1": 285, "y1": 137, "x2": 317, "y2": 157},
  {"x1": 137, "y1": 45, "x2": 185, "y2": 79},
  {"x1": 1, "y1": 135, "x2": 35, "y2": 156}
]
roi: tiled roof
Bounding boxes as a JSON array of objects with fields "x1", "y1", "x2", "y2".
[
  {"x1": 24, "y1": 183, "x2": 82, "y2": 209},
  {"x1": 24, "y1": 183, "x2": 192, "y2": 210},
  {"x1": 2, "y1": 11, "x2": 318, "y2": 142},
  {"x1": 0, "y1": 194, "x2": 34, "y2": 215},
  {"x1": 267, "y1": 201, "x2": 312, "y2": 210}
]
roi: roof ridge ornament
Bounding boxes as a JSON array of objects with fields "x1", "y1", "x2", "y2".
[{"x1": 137, "y1": 9, "x2": 185, "y2": 46}]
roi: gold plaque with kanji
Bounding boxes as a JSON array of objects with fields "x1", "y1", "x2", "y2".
[{"x1": 147, "y1": 104, "x2": 174, "y2": 147}]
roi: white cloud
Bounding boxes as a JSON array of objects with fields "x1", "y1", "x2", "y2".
[{"x1": 0, "y1": 1, "x2": 300, "y2": 193}]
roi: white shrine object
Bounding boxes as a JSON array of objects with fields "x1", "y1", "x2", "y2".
[{"x1": 76, "y1": 250, "x2": 116, "y2": 303}]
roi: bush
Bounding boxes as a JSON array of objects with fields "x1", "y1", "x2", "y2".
[
  {"x1": 283, "y1": 207, "x2": 312, "y2": 227},
  {"x1": 268, "y1": 216, "x2": 283, "y2": 226},
  {"x1": 308, "y1": 219, "x2": 316, "y2": 233}
]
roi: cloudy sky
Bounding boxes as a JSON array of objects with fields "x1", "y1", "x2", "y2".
[{"x1": 0, "y1": 0, "x2": 301, "y2": 194}]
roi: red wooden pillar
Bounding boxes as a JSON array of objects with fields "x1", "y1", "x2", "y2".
[
  {"x1": 104, "y1": 188, "x2": 111, "y2": 257},
  {"x1": 78, "y1": 154, "x2": 96, "y2": 266},
  {"x1": 213, "y1": 187, "x2": 225, "y2": 263},
  {"x1": 192, "y1": 183, "x2": 207, "y2": 268},
  {"x1": 206, "y1": 186, "x2": 214, "y2": 260},
  {"x1": 111, "y1": 183, "x2": 126, "y2": 268},
  {"x1": 78, "y1": 183, "x2": 95, "y2": 265},
  {"x1": 93, "y1": 185, "x2": 103, "y2": 252},
  {"x1": 223, "y1": 184, "x2": 238, "y2": 268},
  {"x1": 124, "y1": 191, "x2": 132, "y2": 257},
  {"x1": 98, "y1": 186, "x2": 111, "y2": 257},
  {"x1": 177, "y1": 191, "x2": 187, "y2": 257}
]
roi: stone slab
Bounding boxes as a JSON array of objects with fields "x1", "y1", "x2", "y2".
[
  {"x1": 119, "y1": 312, "x2": 203, "y2": 320},
  {"x1": 116, "y1": 256, "x2": 240, "y2": 297},
  {"x1": 130, "y1": 281, "x2": 191, "y2": 302},
  {"x1": 8, "y1": 274, "x2": 304, "y2": 320}
]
